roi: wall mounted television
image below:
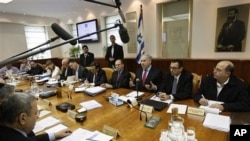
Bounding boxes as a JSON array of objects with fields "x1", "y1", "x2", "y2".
[{"x1": 76, "y1": 19, "x2": 99, "y2": 43}]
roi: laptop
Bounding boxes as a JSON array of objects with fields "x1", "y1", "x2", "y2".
[{"x1": 140, "y1": 99, "x2": 168, "y2": 111}]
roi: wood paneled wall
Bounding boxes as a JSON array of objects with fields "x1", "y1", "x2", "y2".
[{"x1": 13, "y1": 58, "x2": 250, "y2": 84}]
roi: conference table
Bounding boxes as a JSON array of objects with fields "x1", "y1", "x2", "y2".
[{"x1": 17, "y1": 81, "x2": 229, "y2": 141}]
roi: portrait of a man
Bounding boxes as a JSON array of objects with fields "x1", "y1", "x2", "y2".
[{"x1": 215, "y1": 4, "x2": 249, "y2": 52}]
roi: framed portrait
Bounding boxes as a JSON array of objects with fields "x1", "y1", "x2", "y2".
[{"x1": 215, "y1": 4, "x2": 250, "y2": 52}]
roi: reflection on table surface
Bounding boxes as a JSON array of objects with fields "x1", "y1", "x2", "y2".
[{"x1": 17, "y1": 82, "x2": 229, "y2": 141}]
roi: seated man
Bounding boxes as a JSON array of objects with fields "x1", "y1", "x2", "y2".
[
  {"x1": 158, "y1": 60, "x2": 193, "y2": 101},
  {"x1": 101, "y1": 59, "x2": 130, "y2": 89},
  {"x1": 0, "y1": 93, "x2": 72, "y2": 141},
  {"x1": 60, "y1": 58, "x2": 74, "y2": 80},
  {"x1": 19, "y1": 58, "x2": 31, "y2": 73},
  {"x1": 85, "y1": 61, "x2": 107, "y2": 86},
  {"x1": 27, "y1": 61, "x2": 45, "y2": 75},
  {"x1": 193, "y1": 60, "x2": 250, "y2": 112},
  {"x1": 0, "y1": 64, "x2": 20, "y2": 78},
  {"x1": 69, "y1": 60, "x2": 89, "y2": 81},
  {"x1": 45, "y1": 60, "x2": 61, "y2": 79},
  {"x1": 129, "y1": 54, "x2": 162, "y2": 92}
]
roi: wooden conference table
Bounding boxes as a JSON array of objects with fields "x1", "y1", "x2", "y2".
[{"x1": 17, "y1": 82, "x2": 229, "y2": 141}]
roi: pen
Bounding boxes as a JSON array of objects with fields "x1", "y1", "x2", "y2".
[{"x1": 201, "y1": 94, "x2": 205, "y2": 98}]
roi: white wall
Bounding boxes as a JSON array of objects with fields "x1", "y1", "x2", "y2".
[{"x1": 1, "y1": 0, "x2": 250, "y2": 60}]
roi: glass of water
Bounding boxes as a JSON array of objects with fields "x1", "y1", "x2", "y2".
[{"x1": 31, "y1": 83, "x2": 39, "y2": 98}]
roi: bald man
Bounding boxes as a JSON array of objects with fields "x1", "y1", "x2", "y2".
[
  {"x1": 194, "y1": 60, "x2": 250, "y2": 112},
  {"x1": 60, "y1": 58, "x2": 73, "y2": 80}
]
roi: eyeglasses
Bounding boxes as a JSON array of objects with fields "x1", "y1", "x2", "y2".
[{"x1": 169, "y1": 67, "x2": 180, "y2": 70}]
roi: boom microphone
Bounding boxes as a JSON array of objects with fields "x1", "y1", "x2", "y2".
[
  {"x1": 51, "y1": 23, "x2": 77, "y2": 45},
  {"x1": 115, "y1": 0, "x2": 126, "y2": 23},
  {"x1": 118, "y1": 23, "x2": 130, "y2": 44}
]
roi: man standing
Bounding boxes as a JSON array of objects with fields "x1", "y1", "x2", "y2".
[
  {"x1": 79, "y1": 45, "x2": 94, "y2": 67},
  {"x1": 158, "y1": 60, "x2": 193, "y2": 101},
  {"x1": 193, "y1": 60, "x2": 250, "y2": 112},
  {"x1": 217, "y1": 7, "x2": 246, "y2": 51},
  {"x1": 105, "y1": 35, "x2": 124, "y2": 68}
]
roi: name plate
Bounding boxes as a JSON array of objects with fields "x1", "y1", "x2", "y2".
[
  {"x1": 102, "y1": 125, "x2": 120, "y2": 139},
  {"x1": 187, "y1": 107, "x2": 205, "y2": 116},
  {"x1": 67, "y1": 110, "x2": 77, "y2": 119},
  {"x1": 140, "y1": 104, "x2": 154, "y2": 113}
]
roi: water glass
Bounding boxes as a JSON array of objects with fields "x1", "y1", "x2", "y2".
[{"x1": 187, "y1": 126, "x2": 196, "y2": 141}]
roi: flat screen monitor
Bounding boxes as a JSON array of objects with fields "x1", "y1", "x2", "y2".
[{"x1": 76, "y1": 19, "x2": 99, "y2": 43}]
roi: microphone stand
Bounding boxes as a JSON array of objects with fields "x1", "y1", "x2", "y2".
[
  {"x1": 127, "y1": 99, "x2": 147, "y2": 122},
  {"x1": 135, "y1": 79, "x2": 142, "y2": 100},
  {"x1": 0, "y1": 24, "x2": 120, "y2": 67}
]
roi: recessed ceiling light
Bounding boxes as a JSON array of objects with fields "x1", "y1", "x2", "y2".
[{"x1": 0, "y1": 0, "x2": 13, "y2": 4}]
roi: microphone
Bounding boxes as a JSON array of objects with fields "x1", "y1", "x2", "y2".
[
  {"x1": 49, "y1": 36, "x2": 60, "y2": 42},
  {"x1": 117, "y1": 23, "x2": 130, "y2": 43},
  {"x1": 127, "y1": 99, "x2": 148, "y2": 122},
  {"x1": 114, "y1": 0, "x2": 126, "y2": 23},
  {"x1": 51, "y1": 23, "x2": 77, "y2": 45},
  {"x1": 135, "y1": 78, "x2": 141, "y2": 100}
]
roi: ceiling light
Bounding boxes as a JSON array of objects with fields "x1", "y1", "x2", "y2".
[{"x1": 0, "y1": 0, "x2": 13, "y2": 4}]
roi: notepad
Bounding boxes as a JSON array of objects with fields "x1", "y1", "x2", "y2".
[
  {"x1": 167, "y1": 104, "x2": 187, "y2": 114},
  {"x1": 203, "y1": 113, "x2": 231, "y2": 132},
  {"x1": 33, "y1": 116, "x2": 61, "y2": 133}
]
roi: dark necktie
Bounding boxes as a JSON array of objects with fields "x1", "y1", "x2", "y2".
[
  {"x1": 116, "y1": 71, "x2": 121, "y2": 85},
  {"x1": 142, "y1": 69, "x2": 147, "y2": 85},
  {"x1": 171, "y1": 77, "x2": 177, "y2": 94}
]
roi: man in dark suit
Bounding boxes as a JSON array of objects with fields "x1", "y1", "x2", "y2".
[
  {"x1": 85, "y1": 61, "x2": 107, "y2": 86},
  {"x1": 129, "y1": 54, "x2": 162, "y2": 92},
  {"x1": 105, "y1": 35, "x2": 124, "y2": 68},
  {"x1": 158, "y1": 60, "x2": 193, "y2": 101},
  {"x1": 27, "y1": 61, "x2": 45, "y2": 75},
  {"x1": 101, "y1": 59, "x2": 130, "y2": 89},
  {"x1": 217, "y1": 7, "x2": 246, "y2": 52},
  {"x1": 60, "y1": 58, "x2": 74, "y2": 80},
  {"x1": 193, "y1": 60, "x2": 250, "y2": 112},
  {"x1": 69, "y1": 60, "x2": 89, "y2": 81},
  {"x1": 0, "y1": 93, "x2": 72, "y2": 141},
  {"x1": 79, "y1": 45, "x2": 94, "y2": 67}
]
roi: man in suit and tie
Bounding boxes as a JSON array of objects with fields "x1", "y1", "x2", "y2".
[
  {"x1": 105, "y1": 35, "x2": 124, "y2": 68},
  {"x1": 129, "y1": 54, "x2": 162, "y2": 92},
  {"x1": 60, "y1": 58, "x2": 74, "y2": 80},
  {"x1": 101, "y1": 59, "x2": 130, "y2": 89},
  {"x1": 85, "y1": 61, "x2": 107, "y2": 86},
  {"x1": 79, "y1": 45, "x2": 94, "y2": 67},
  {"x1": 158, "y1": 60, "x2": 193, "y2": 101},
  {"x1": 0, "y1": 93, "x2": 72, "y2": 141},
  {"x1": 69, "y1": 60, "x2": 89, "y2": 81}
]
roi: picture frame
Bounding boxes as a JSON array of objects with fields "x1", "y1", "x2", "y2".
[{"x1": 215, "y1": 4, "x2": 250, "y2": 52}]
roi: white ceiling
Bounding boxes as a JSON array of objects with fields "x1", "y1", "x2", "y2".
[{"x1": 0, "y1": 0, "x2": 116, "y2": 18}]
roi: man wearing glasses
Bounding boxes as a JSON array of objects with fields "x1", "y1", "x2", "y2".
[
  {"x1": 193, "y1": 60, "x2": 250, "y2": 112},
  {"x1": 158, "y1": 59, "x2": 193, "y2": 101}
]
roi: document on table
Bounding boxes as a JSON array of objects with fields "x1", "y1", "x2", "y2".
[
  {"x1": 166, "y1": 104, "x2": 187, "y2": 114},
  {"x1": 150, "y1": 95, "x2": 173, "y2": 104},
  {"x1": 85, "y1": 130, "x2": 113, "y2": 141},
  {"x1": 80, "y1": 100, "x2": 102, "y2": 110},
  {"x1": 33, "y1": 116, "x2": 61, "y2": 133},
  {"x1": 38, "y1": 109, "x2": 51, "y2": 118},
  {"x1": 199, "y1": 100, "x2": 224, "y2": 114},
  {"x1": 60, "y1": 128, "x2": 93, "y2": 141},
  {"x1": 45, "y1": 124, "x2": 68, "y2": 134},
  {"x1": 126, "y1": 91, "x2": 144, "y2": 97},
  {"x1": 203, "y1": 113, "x2": 231, "y2": 132}
]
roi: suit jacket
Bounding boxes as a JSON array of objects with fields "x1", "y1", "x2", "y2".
[
  {"x1": 27, "y1": 131, "x2": 49, "y2": 141},
  {"x1": 159, "y1": 70, "x2": 193, "y2": 100},
  {"x1": 109, "y1": 69, "x2": 131, "y2": 89},
  {"x1": 0, "y1": 125, "x2": 32, "y2": 141},
  {"x1": 193, "y1": 74, "x2": 250, "y2": 112},
  {"x1": 105, "y1": 44, "x2": 124, "y2": 68},
  {"x1": 27, "y1": 65, "x2": 44, "y2": 75},
  {"x1": 86, "y1": 69, "x2": 107, "y2": 86},
  {"x1": 79, "y1": 52, "x2": 94, "y2": 67},
  {"x1": 134, "y1": 66, "x2": 162, "y2": 92},
  {"x1": 60, "y1": 67, "x2": 74, "y2": 80},
  {"x1": 74, "y1": 65, "x2": 89, "y2": 80}
]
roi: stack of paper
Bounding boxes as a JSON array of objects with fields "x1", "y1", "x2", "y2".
[
  {"x1": 33, "y1": 116, "x2": 61, "y2": 133},
  {"x1": 166, "y1": 104, "x2": 187, "y2": 114},
  {"x1": 199, "y1": 100, "x2": 224, "y2": 114},
  {"x1": 203, "y1": 113, "x2": 231, "y2": 132},
  {"x1": 80, "y1": 100, "x2": 102, "y2": 110},
  {"x1": 126, "y1": 91, "x2": 144, "y2": 97},
  {"x1": 150, "y1": 95, "x2": 173, "y2": 104},
  {"x1": 45, "y1": 124, "x2": 68, "y2": 134}
]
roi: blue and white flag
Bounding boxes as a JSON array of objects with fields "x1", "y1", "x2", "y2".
[{"x1": 136, "y1": 5, "x2": 145, "y2": 64}]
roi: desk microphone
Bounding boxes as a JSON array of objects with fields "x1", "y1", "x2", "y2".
[
  {"x1": 127, "y1": 99, "x2": 147, "y2": 122},
  {"x1": 135, "y1": 78, "x2": 141, "y2": 100}
]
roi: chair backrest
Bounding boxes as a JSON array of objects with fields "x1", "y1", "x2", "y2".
[
  {"x1": 130, "y1": 72, "x2": 136, "y2": 81},
  {"x1": 192, "y1": 73, "x2": 202, "y2": 96},
  {"x1": 102, "y1": 67, "x2": 114, "y2": 81}
]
